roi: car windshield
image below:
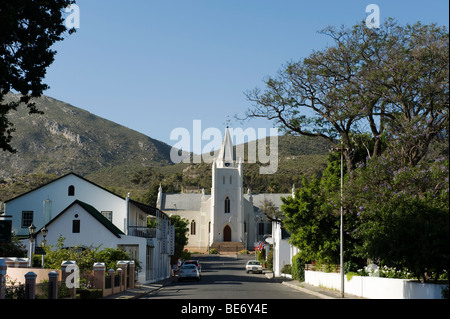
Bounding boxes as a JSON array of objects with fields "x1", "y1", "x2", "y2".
[{"x1": 248, "y1": 261, "x2": 261, "y2": 265}]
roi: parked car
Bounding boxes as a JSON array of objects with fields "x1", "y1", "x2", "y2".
[
  {"x1": 178, "y1": 264, "x2": 201, "y2": 281},
  {"x1": 182, "y1": 259, "x2": 202, "y2": 273},
  {"x1": 246, "y1": 260, "x2": 263, "y2": 274}
]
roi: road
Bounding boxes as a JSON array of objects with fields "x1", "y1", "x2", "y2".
[{"x1": 142, "y1": 254, "x2": 319, "y2": 299}]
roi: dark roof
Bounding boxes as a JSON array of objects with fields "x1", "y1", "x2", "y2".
[
  {"x1": 37, "y1": 200, "x2": 125, "y2": 238},
  {"x1": 5, "y1": 172, "x2": 168, "y2": 218},
  {"x1": 130, "y1": 199, "x2": 169, "y2": 219},
  {"x1": 4, "y1": 172, "x2": 125, "y2": 203}
]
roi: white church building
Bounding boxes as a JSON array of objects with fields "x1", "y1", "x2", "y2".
[{"x1": 157, "y1": 127, "x2": 293, "y2": 253}]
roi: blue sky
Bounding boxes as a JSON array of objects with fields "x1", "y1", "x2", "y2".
[{"x1": 44, "y1": 0, "x2": 449, "y2": 149}]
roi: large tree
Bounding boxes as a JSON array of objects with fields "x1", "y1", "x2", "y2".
[
  {"x1": 245, "y1": 20, "x2": 448, "y2": 174},
  {"x1": 0, "y1": 0, "x2": 76, "y2": 152}
]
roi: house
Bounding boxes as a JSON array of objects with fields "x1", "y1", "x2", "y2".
[
  {"x1": 4, "y1": 173, "x2": 173, "y2": 283},
  {"x1": 271, "y1": 220, "x2": 299, "y2": 277}
]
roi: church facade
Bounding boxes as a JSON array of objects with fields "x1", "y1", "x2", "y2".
[{"x1": 156, "y1": 128, "x2": 292, "y2": 252}]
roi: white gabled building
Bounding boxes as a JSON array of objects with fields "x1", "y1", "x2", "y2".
[
  {"x1": 157, "y1": 127, "x2": 292, "y2": 253},
  {"x1": 272, "y1": 220, "x2": 299, "y2": 277},
  {"x1": 4, "y1": 173, "x2": 173, "y2": 283}
]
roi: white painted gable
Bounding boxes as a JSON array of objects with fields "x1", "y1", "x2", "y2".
[{"x1": 5, "y1": 173, "x2": 126, "y2": 237}]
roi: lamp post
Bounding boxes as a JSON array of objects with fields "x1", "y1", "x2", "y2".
[
  {"x1": 28, "y1": 223, "x2": 36, "y2": 268},
  {"x1": 339, "y1": 144, "x2": 344, "y2": 298},
  {"x1": 41, "y1": 226, "x2": 48, "y2": 268},
  {"x1": 332, "y1": 144, "x2": 345, "y2": 298}
]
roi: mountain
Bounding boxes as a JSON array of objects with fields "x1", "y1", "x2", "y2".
[
  {"x1": 0, "y1": 94, "x2": 173, "y2": 179},
  {"x1": 0, "y1": 93, "x2": 331, "y2": 203}
]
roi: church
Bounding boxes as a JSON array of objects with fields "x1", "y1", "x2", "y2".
[{"x1": 156, "y1": 127, "x2": 293, "y2": 253}]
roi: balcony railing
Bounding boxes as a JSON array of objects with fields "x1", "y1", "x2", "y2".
[{"x1": 128, "y1": 226, "x2": 156, "y2": 238}]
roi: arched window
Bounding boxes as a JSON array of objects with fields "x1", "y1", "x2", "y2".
[
  {"x1": 224, "y1": 197, "x2": 230, "y2": 213},
  {"x1": 190, "y1": 220, "x2": 196, "y2": 235},
  {"x1": 68, "y1": 185, "x2": 75, "y2": 196}
]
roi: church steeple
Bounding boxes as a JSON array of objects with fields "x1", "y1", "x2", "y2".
[{"x1": 216, "y1": 127, "x2": 235, "y2": 168}]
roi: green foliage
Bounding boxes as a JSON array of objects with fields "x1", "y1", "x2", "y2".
[
  {"x1": 169, "y1": 215, "x2": 190, "y2": 260},
  {"x1": 346, "y1": 154, "x2": 449, "y2": 282},
  {"x1": 0, "y1": 0, "x2": 76, "y2": 152},
  {"x1": 266, "y1": 248, "x2": 273, "y2": 271},
  {"x1": 281, "y1": 264, "x2": 292, "y2": 275},
  {"x1": 256, "y1": 248, "x2": 266, "y2": 264},
  {"x1": 291, "y1": 253, "x2": 306, "y2": 282},
  {"x1": 0, "y1": 234, "x2": 27, "y2": 257},
  {"x1": 281, "y1": 175, "x2": 340, "y2": 265},
  {"x1": 43, "y1": 235, "x2": 137, "y2": 273}
]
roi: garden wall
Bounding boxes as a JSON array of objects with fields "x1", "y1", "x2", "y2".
[{"x1": 305, "y1": 270, "x2": 445, "y2": 299}]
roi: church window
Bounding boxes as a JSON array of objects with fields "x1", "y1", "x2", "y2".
[
  {"x1": 229, "y1": 176, "x2": 232, "y2": 184},
  {"x1": 224, "y1": 197, "x2": 230, "y2": 213},
  {"x1": 68, "y1": 185, "x2": 75, "y2": 196},
  {"x1": 223, "y1": 176, "x2": 225, "y2": 184},
  {"x1": 190, "y1": 220, "x2": 196, "y2": 235}
]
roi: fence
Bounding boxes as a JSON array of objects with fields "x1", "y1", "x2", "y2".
[{"x1": 0, "y1": 258, "x2": 135, "y2": 299}]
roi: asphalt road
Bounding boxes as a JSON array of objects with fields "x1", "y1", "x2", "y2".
[{"x1": 142, "y1": 254, "x2": 320, "y2": 299}]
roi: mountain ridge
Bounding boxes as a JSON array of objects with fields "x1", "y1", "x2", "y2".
[
  {"x1": 0, "y1": 93, "x2": 330, "y2": 204},
  {"x1": 0, "y1": 93, "x2": 174, "y2": 178}
]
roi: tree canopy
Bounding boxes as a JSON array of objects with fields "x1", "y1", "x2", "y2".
[
  {"x1": 259, "y1": 20, "x2": 449, "y2": 281},
  {"x1": 245, "y1": 19, "x2": 448, "y2": 174},
  {"x1": 0, "y1": 0, "x2": 76, "y2": 152}
]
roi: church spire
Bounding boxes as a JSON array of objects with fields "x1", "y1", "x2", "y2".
[{"x1": 217, "y1": 127, "x2": 235, "y2": 167}]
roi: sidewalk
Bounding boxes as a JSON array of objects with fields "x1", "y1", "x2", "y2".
[
  {"x1": 263, "y1": 271, "x2": 363, "y2": 299},
  {"x1": 281, "y1": 280, "x2": 364, "y2": 299},
  {"x1": 102, "y1": 277, "x2": 174, "y2": 299}
]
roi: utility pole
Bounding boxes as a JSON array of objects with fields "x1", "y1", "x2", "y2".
[{"x1": 340, "y1": 144, "x2": 345, "y2": 298}]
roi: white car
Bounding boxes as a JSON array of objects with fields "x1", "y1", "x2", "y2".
[
  {"x1": 246, "y1": 260, "x2": 263, "y2": 274},
  {"x1": 178, "y1": 264, "x2": 201, "y2": 281}
]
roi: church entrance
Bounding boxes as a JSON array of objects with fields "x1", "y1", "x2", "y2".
[{"x1": 223, "y1": 225, "x2": 231, "y2": 242}]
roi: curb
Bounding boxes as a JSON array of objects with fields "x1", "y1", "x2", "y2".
[{"x1": 281, "y1": 281, "x2": 335, "y2": 299}]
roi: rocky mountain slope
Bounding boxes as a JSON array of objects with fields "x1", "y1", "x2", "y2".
[{"x1": 0, "y1": 94, "x2": 173, "y2": 178}]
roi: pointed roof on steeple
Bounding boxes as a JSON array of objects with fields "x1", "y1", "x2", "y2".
[{"x1": 217, "y1": 126, "x2": 235, "y2": 167}]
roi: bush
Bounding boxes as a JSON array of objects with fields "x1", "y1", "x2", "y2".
[
  {"x1": 209, "y1": 248, "x2": 218, "y2": 254},
  {"x1": 292, "y1": 253, "x2": 306, "y2": 282},
  {"x1": 281, "y1": 264, "x2": 292, "y2": 274}
]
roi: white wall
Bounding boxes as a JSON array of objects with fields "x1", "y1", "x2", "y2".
[
  {"x1": 6, "y1": 174, "x2": 127, "y2": 236},
  {"x1": 305, "y1": 271, "x2": 446, "y2": 299},
  {"x1": 272, "y1": 221, "x2": 294, "y2": 277}
]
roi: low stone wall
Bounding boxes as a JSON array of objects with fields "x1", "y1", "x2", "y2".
[{"x1": 305, "y1": 270, "x2": 446, "y2": 299}]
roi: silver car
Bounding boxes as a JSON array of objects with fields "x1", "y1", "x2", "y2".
[
  {"x1": 246, "y1": 260, "x2": 263, "y2": 274},
  {"x1": 178, "y1": 264, "x2": 201, "y2": 281}
]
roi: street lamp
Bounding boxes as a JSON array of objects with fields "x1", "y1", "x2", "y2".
[
  {"x1": 28, "y1": 223, "x2": 36, "y2": 268},
  {"x1": 41, "y1": 226, "x2": 48, "y2": 268},
  {"x1": 332, "y1": 144, "x2": 345, "y2": 298},
  {"x1": 339, "y1": 145, "x2": 344, "y2": 298}
]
